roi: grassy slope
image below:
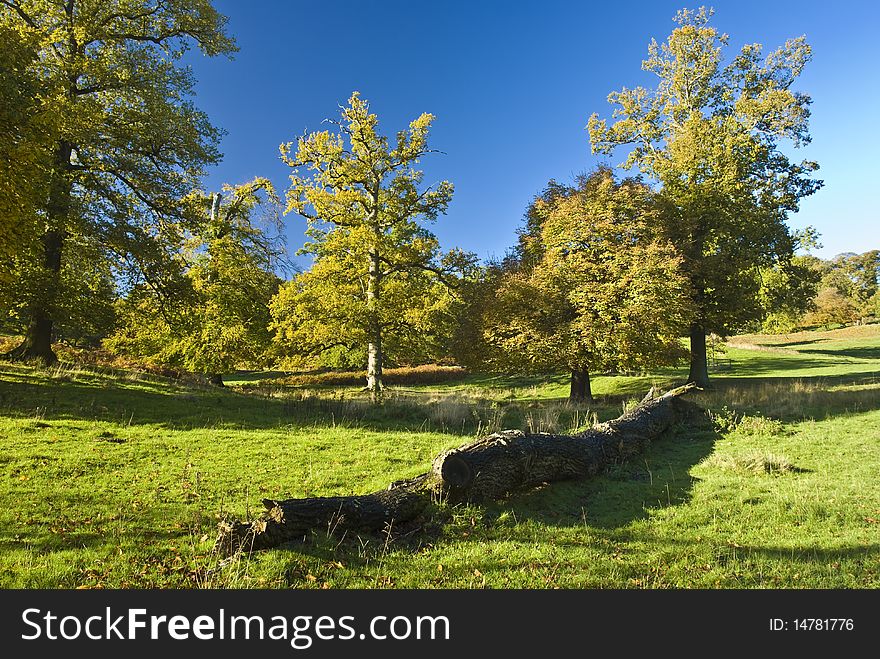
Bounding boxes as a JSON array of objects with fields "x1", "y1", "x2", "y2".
[{"x1": 0, "y1": 326, "x2": 878, "y2": 588}]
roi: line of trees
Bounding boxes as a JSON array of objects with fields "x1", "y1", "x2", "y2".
[
  {"x1": 4, "y1": 3, "x2": 859, "y2": 398},
  {"x1": 762, "y1": 250, "x2": 880, "y2": 332}
]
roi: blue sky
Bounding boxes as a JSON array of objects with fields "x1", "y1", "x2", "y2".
[{"x1": 186, "y1": 0, "x2": 879, "y2": 268}]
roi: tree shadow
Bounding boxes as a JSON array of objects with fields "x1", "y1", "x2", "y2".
[
  {"x1": 797, "y1": 346, "x2": 880, "y2": 360},
  {"x1": 0, "y1": 362, "x2": 679, "y2": 435},
  {"x1": 734, "y1": 542, "x2": 879, "y2": 562},
  {"x1": 0, "y1": 527, "x2": 186, "y2": 555},
  {"x1": 767, "y1": 338, "x2": 826, "y2": 347},
  {"x1": 212, "y1": 379, "x2": 878, "y2": 578},
  {"x1": 0, "y1": 486, "x2": 194, "y2": 556},
  {"x1": 482, "y1": 420, "x2": 719, "y2": 531},
  {"x1": 2, "y1": 357, "x2": 876, "y2": 440},
  {"x1": 586, "y1": 533, "x2": 879, "y2": 570},
  {"x1": 0, "y1": 364, "x2": 493, "y2": 435},
  {"x1": 723, "y1": 354, "x2": 842, "y2": 375},
  {"x1": 0, "y1": 370, "x2": 280, "y2": 429},
  {"x1": 272, "y1": 418, "x2": 720, "y2": 574}
]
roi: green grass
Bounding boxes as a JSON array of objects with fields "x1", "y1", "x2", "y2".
[
  {"x1": 724, "y1": 324, "x2": 880, "y2": 378},
  {"x1": 0, "y1": 326, "x2": 878, "y2": 588}
]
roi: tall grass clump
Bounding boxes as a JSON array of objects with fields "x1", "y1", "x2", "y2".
[{"x1": 702, "y1": 451, "x2": 801, "y2": 475}]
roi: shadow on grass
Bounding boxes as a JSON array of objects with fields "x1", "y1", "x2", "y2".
[
  {"x1": 591, "y1": 532, "x2": 879, "y2": 565},
  {"x1": 0, "y1": 528, "x2": 186, "y2": 555},
  {"x1": 767, "y1": 338, "x2": 826, "y2": 347},
  {"x1": 223, "y1": 370, "x2": 290, "y2": 384},
  {"x1": 724, "y1": 354, "x2": 842, "y2": 375},
  {"x1": 797, "y1": 346, "x2": 880, "y2": 360},
  {"x1": 486, "y1": 420, "x2": 719, "y2": 531},
  {"x1": 0, "y1": 371, "x2": 274, "y2": 429},
  {"x1": 0, "y1": 492, "x2": 193, "y2": 557},
  {"x1": 0, "y1": 373, "x2": 534, "y2": 435},
  {"x1": 0, "y1": 362, "x2": 662, "y2": 435},
  {"x1": 213, "y1": 383, "x2": 878, "y2": 577},
  {"x1": 443, "y1": 373, "x2": 569, "y2": 390},
  {"x1": 733, "y1": 543, "x2": 880, "y2": 563},
  {"x1": 2, "y1": 360, "x2": 878, "y2": 437},
  {"x1": 273, "y1": 418, "x2": 720, "y2": 574}
]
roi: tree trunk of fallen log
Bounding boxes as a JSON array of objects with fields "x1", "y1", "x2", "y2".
[
  {"x1": 215, "y1": 384, "x2": 697, "y2": 555},
  {"x1": 217, "y1": 475, "x2": 430, "y2": 553}
]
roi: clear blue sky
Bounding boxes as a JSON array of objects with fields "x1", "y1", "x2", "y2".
[{"x1": 186, "y1": 0, "x2": 879, "y2": 268}]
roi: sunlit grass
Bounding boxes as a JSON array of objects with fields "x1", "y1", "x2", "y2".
[{"x1": 0, "y1": 324, "x2": 878, "y2": 588}]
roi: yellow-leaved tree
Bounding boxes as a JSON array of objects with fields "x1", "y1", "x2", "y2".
[
  {"x1": 478, "y1": 168, "x2": 692, "y2": 401},
  {"x1": 274, "y1": 92, "x2": 474, "y2": 399},
  {"x1": 589, "y1": 7, "x2": 822, "y2": 386}
]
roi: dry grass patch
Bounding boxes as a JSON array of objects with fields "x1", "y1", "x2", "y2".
[
  {"x1": 254, "y1": 365, "x2": 467, "y2": 388},
  {"x1": 702, "y1": 451, "x2": 803, "y2": 475}
]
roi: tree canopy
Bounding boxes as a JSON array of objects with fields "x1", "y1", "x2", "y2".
[
  {"x1": 476, "y1": 169, "x2": 692, "y2": 401},
  {"x1": 756, "y1": 254, "x2": 821, "y2": 334},
  {"x1": 801, "y1": 250, "x2": 880, "y2": 327},
  {"x1": 0, "y1": 21, "x2": 49, "y2": 284},
  {"x1": 106, "y1": 179, "x2": 284, "y2": 382}
]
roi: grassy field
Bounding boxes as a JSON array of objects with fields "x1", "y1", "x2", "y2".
[{"x1": 1, "y1": 325, "x2": 878, "y2": 588}]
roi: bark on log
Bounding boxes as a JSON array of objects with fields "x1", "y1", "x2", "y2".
[
  {"x1": 216, "y1": 478, "x2": 430, "y2": 553},
  {"x1": 215, "y1": 384, "x2": 697, "y2": 555},
  {"x1": 433, "y1": 385, "x2": 690, "y2": 503}
]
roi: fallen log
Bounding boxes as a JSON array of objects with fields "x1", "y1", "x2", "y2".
[
  {"x1": 216, "y1": 476, "x2": 431, "y2": 553},
  {"x1": 215, "y1": 384, "x2": 698, "y2": 555}
]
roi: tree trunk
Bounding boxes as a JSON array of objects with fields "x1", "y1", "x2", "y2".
[
  {"x1": 688, "y1": 321, "x2": 710, "y2": 388},
  {"x1": 8, "y1": 230, "x2": 64, "y2": 366},
  {"x1": 208, "y1": 374, "x2": 225, "y2": 387},
  {"x1": 569, "y1": 368, "x2": 593, "y2": 402},
  {"x1": 210, "y1": 192, "x2": 222, "y2": 224},
  {"x1": 214, "y1": 385, "x2": 697, "y2": 555},
  {"x1": 8, "y1": 142, "x2": 73, "y2": 366},
  {"x1": 365, "y1": 248, "x2": 383, "y2": 401},
  {"x1": 366, "y1": 337, "x2": 382, "y2": 399},
  {"x1": 7, "y1": 311, "x2": 57, "y2": 365}
]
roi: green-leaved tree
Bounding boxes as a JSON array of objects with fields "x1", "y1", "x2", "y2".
[
  {"x1": 1, "y1": 0, "x2": 235, "y2": 364},
  {"x1": 588, "y1": 7, "x2": 822, "y2": 386},
  {"x1": 106, "y1": 179, "x2": 284, "y2": 383},
  {"x1": 0, "y1": 21, "x2": 49, "y2": 284},
  {"x1": 757, "y1": 254, "x2": 822, "y2": 334},
  {"x1": 809, "y1": 250, "x2": 880, "y2": 326}
]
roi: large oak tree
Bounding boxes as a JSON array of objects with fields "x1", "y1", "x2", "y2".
[
  {"x1": 588, "y1": 7, "x2": 822, "y2": 386},
  {"x1": 1, "y1": 0, "x2": 235, "y2": 364},
  {"x1": 478, "y1": 169, "x2": 692, "y2": 401}
]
